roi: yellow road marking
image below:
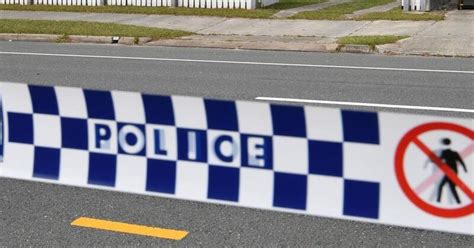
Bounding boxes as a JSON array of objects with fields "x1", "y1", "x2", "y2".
[{"x1": 71, "y1": 217, "x2": 189, "y2": 240}]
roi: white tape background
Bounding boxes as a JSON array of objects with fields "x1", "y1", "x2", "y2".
[{"x1": 0, "y1": 82, "x2": 472, "y2": 235}]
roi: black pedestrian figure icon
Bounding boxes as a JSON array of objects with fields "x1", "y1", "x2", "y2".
[{"x1": 436, "y1": 138, "x2": 468, "y2": 204}]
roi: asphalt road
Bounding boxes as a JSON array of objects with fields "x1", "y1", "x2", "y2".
[{"x1": 0, "y1": 41, "x2": 473, "y2": 247}]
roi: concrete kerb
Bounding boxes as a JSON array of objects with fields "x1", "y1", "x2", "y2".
[
  {"x1": 66, "y1": 35, "x2": 152, "y2": 45},
  {"x1": 0, "y1": 33, "x2": 60, "y2": 42},
  {"x1": 0, "y1": 33, "x2": 153, "y2": 45},
  {"x1": 148, "y1": 35, "x2": 340, "y2": 52},
  {"x1": 0, "y1": 33, "x2": 341, "y2": 52},
  {"x1": 67, "y1": 35, "x2": 119, "y2": 44}
]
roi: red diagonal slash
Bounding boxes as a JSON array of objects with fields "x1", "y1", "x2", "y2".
[{"x1": 413, "y1": 138, "x2": 474, "y2": 201}]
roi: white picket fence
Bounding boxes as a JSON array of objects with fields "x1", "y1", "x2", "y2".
[
  {"x1": 107, "y1": 0, "x2": 255, "y2": 9},
  {"x1": 401, "y1": 0, "x2": 424, "y2": 11},
  {"x1": 32, "y1": 0, "x2": 104, "y2": 5},
  {"x1": 177, "y1": 0, "x2": 253, "y2": 9},
  {"x1": 0, "y1": 0, "x2": 277, "y2": 8},
  {"x1": 401, "y1": 0, "x2": 450, "y2": 11},
  {"x1": 0, "y1": 0, "x2": 31, "y2": 5}
]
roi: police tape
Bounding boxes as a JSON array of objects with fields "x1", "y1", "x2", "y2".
[{"x1": 0, "y1": 82, "x2": 472, "y2": 235}]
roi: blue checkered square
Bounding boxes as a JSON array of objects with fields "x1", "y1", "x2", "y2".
[
  {"x1": 142, "y1": 94, "x2": 175, "y2": 125},
  {"x1": 271, "y1": 105, "x2": 306, "y2": 137},
  {"x1": 8, "y1": 113, "x2": 33, "y2": 144},
  {"x1": 273, "y1": 172, "x2": 307, "y2": 210},
  {"x1": 29, "y1": 85, "x2": 59, "y2": 115},
  {"x1": 343, "y1": 179, "x2": 380, "y2": 219},
  {"x1": 205, "y1": 99, "x2": 238, "y2": 131},
  {"x1": 309, "y1": 140, "x2": 343, "y2": 177},
  {"x1": 33, "y1": 147, "x2": 60, "y2": 180},
  {"x1": 146, "y1": 159, "x2": 176, "y2": 194},
  {"x1": 61, "y1": 117, "x2": 88, "y2": 150},
  {"x1": 88, "y1": 153, "x2": 116, "y2": 187},
  {"x1": 342, "y1": 110, "x2": 379, "y2": 144},
  {"x1": 208, "y1": 165, "x2": 239, "y2": 202},
  {"x1": 84, "y1": 89, "x2": 115, "y2": 120}
]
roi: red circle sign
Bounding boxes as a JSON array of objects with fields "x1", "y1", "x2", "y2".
[{"x1": 395, "y1": 122, "x2": 474, "y2": 218}]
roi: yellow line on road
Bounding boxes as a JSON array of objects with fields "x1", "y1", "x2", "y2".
[{"x1": 71, "y1": 217, "x2": 189, "y2": 240}]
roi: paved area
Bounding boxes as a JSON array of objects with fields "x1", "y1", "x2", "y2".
[
  {"x1": 0, "y1": 42, "x2": 473, "y2": 246},
  {"x1": 379, "y1": 10, "x2": 474, "y2": 57}
]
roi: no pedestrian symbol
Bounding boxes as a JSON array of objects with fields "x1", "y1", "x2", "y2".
[{"x1": 395, "y1": 122, "x2": 474, "y2": 218}]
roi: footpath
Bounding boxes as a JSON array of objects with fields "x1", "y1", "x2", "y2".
[{"x1": 1, "y1": 9, "x2": 473, "y2": 57}]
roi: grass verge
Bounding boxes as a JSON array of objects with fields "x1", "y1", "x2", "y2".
[
  {"x1": 354, "y1": 7, "x2": 445, "y2": 21},
  {"x1": 291, "y1": 0, "x2": 395, "y2": 20},
  {"x1": 337, "y1": 35, "x2": 408, "y2": 49},
  {"x1": 266, "y1": 0, "x2": 327, "y2": 10},
  {"x1": 0, "y1": 19, "x2": 192, "y2": 40}
]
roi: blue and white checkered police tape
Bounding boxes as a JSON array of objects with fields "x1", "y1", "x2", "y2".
[{"x1": 0, "y1": 82, "x2": 472, "y2": 235}]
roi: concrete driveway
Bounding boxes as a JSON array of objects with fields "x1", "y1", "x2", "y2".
[{"x1": 380, "y1": 10, "x2": 474, "y2": 57}]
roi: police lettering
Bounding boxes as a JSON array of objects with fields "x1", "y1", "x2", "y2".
[{"x1": 89, "y1": 121, "x2": 272, "y2": 168}]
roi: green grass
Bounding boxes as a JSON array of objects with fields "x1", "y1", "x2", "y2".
[
  {"x1": 266, "y1": 0, "x2": 327, "y2": 10},
  {"x1": 337, "y1": 35, "x2": 408, "y2": 49},
  {"x1": 354, "y1": 7, "x2": 445, "y2": 21},
  {"x1": 291, "y1": 0, "x2": 395, "y2": 20},
  {"x1": 0, "y1": 4, "x2": 277, "y2": 18},
  {"x1": 0, "y1": 19, "x2": 192, "y2": 40}
]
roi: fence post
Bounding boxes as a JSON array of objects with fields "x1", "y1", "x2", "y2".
[
  {"x1": 420, "y1": 0, "x2": 426, "y2": 11},
  {"x1": 401, "y1": 0, "x2": 410, "y2": 11}
]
